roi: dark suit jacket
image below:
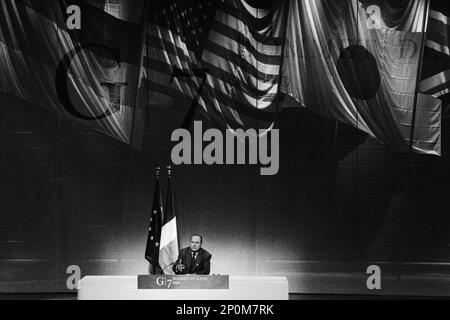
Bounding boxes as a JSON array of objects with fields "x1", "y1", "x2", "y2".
[{"x1": 172, "y1": 247, "x2": 211, "y2": 275}]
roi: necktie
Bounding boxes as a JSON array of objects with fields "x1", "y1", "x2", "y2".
[{"x1": 190, "y1": 252, "x2": 197, "y2": 272}]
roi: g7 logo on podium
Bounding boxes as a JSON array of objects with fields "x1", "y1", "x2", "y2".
[
  {"x1": 138, "y1": 275, "x2": 229, "y2": 289},
  {"x1": 156, "y1": 276, "x2": 174, "y2": 288}
]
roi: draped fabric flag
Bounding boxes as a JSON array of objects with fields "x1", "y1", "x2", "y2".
[
  {"x1": 159, "y1": 170, "x2": 179, "y2": 275},
  {"x1": 201, "y1": 0, "x2": 287, "y2": 131},
  {"x1": 421, "y1": 0, "x2": 450, "y2": 117},
  {"x1": 145, "y1": 171, "x2": 163, "y2": 274},
  {"x1": 143, "y1": 0, "x2": 287, "y2": 132},
  {"x1": 0, "y1": 0, "x2": 146, "y2": 147},
  {"x1": 2, "y1": 0, "x2": 444, "y2": 154},
  {"x1": 142, "y1": 0, "x2": 217, "y2": 116},
  {"x1": 281, "y1": 0, "x2": 441, "y2": 155}
]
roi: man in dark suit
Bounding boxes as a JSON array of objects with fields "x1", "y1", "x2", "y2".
[{"x1": 172, "y1": 234, "x2": 211, "y2": 275}]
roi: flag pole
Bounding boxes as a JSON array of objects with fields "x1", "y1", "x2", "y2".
[
  {"x1": 165, "y1": 164, "x2": 172, "y2": 224},
  {"x1": 167, "y1": 164, "x2": 172, "y2": 179},
  {"x1": 166, "y1": 163, "x2": 179, "y2": 252},
  {"x1": 166, "y1": 164, "x2": 180, "y2": 254},
  {"x1": 165, "y1": 163, "x2": 172, "y2": 249},
  {"x1": 409, "y1": 0, "x2": 430, "y2": 154}
]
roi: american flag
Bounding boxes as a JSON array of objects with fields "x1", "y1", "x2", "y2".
[
  {"x1": 202, "y1": 0, "x2": 286, "y2": 131},
  {"x1": 142, "y1": 0, "x2": 217, "y2": 115},
  {"x1": 142, "y1": 0, "x2": 286, "y2": 130},
  {"x1": 421, "y1": 0, "x2": 450, "y2": 117}
]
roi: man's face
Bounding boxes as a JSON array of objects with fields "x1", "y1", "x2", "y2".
[{"x1": 190, "y1": 235, "x2": 202, "y2": 252}]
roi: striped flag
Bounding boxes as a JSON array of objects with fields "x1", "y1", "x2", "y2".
[
  {"x1": 142, "y1": 0, "x2": 287, "y2": 131},
  {"x1": 142, "y1": 0, "x2": 217, "y2": 115},
  {"x1": 158, "y1": 168, "x2": 179, "y2": 275},
  {"x1": 201, "y1": 0, "x2": 287, "y2": 131},
  {"x1": 145, "y1": 169, "x2": 163, "y2": 274},
  {"x1": 421, "y1": 0, "x2": 450, "y2": 117}
]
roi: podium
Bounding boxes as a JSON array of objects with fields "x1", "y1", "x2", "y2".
[{"x1": 78, "y1": 275, "x2": 289, "y2": 300}]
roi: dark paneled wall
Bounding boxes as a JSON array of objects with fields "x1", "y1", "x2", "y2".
[{"x1": 0, "y1": 92, "x2": 449, "y2": 295}]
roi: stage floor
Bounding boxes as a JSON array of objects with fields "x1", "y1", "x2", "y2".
[{"x1": 0, "y1": 293, "x2": 447, "y2": 300}]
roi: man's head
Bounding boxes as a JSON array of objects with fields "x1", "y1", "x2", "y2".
[{"x1": 190, "y1": 234, "x2": 203, "y2": 252}]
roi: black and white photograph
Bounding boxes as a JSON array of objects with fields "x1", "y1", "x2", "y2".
[{"x1": 0, "y1": 0, "x2": 449, "y2": 307}]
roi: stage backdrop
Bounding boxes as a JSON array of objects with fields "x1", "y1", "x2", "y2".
[{"x1": 0, "y1": 91, "x2": 449, "y2": 296}]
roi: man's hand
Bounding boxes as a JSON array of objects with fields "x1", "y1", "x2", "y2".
[{"x1": 176, "y1": 264, "x2": 185, "y2": 273}]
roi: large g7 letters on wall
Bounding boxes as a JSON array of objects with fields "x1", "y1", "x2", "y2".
[{"x1": 55, "y1": 44, "x2": 120, "y2": 120}]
